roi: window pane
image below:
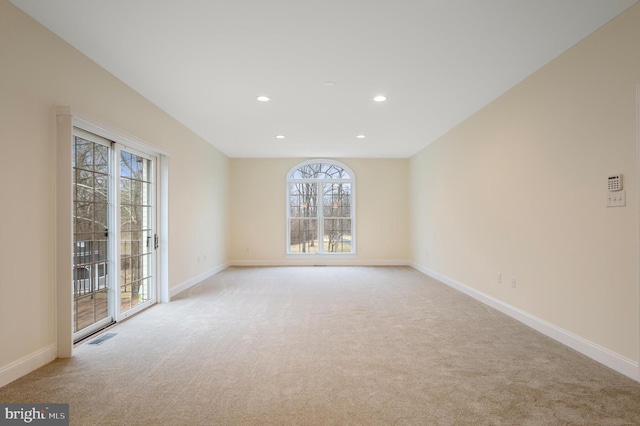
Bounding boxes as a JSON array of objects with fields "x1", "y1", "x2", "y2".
[
  {"x1": 74, "y1": 202, "x2": 94, "y2": 233},
  {"x1": 120, "y1": 151, "x2": 133, "y2": 177},
  {"x1": 133, "y1": 206, "x2": 142, "y2": 231},
  {"x1": 323, "y1": 219, "x2": 352, "y2": 252},
  {"x1": 94, "y1": 144, "x2": 109, "y2": 174},
  {"x1": 121, "y1": 205, "x2": 132, "y2": 230},
  {"x1": 130, "y1": 180, "x2": 143, "y2": 205},
  {"x1": 323, "y1": 183, "x2": 351, "y2": 217},
  {"x1": 129, "y1": 236, "x2": 141, "y2": 258},
  {"x1": 94, "y1": 174, "x2": 108, "y2": 203},
  {"x1": 121, "y1": 232, "x2": 130, "y2": 259},
  {"x1": 94, "y1": 202, "x2": 108, "y2": 233},
  {"x1": 74, "y1": 138, "x2": 93, "y2": 171},
  {"x1": 141, "y1": 158, "x2": 152, "y2": 183},
  {"x1": 74, "y1": 235, "x2": 93, "y2": 266},
  {"x1": 95, "y1": 238, "x2": 108, "y2": 264},
  {"x1": 75, "y1": 294, "x2": 96, "y2": 331},
  {"x1": 74, "y1": 237, "x2": 93, "y2": 265},
  {"x1": 75, "y1": 170, "x2": 93, "y2": 202},
  {"x1": 121, "y1": 255, "x2": 131, "y2": 285},
  {"x1": 139, "y1": 254, "x2": 152, "y2": 280},
  {"x1": 120, "y1": 177, "x2": 131, "y2": 204},
  {"x1": 123, "y1": 152, "x2": 147, "y2": 181},
  {"x1": 142, "y1": 182, "x2": 152, "y2": 207},
  {"x1": 289, "y1": 183, "x2": 317, "y2": 218},
  {"x1": 289, "y1": 162, "x2": 351, "y2": 180},
  {"x1": 289, "y1": 219, "x2": 318, "y2": 253}
]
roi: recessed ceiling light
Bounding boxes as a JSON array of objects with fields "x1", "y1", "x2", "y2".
[
  {"x1": 373, "y1": 95, "x2": 387, "y2": 102},
  {"x1": 257, "y1": 96, "x2": 270, "y2": 102},
  {"x1": 276, "y1": 135, "x2": 286, "y2": 139},
  {"x1": 325, "y1": 81, "x2": 336, "y2": 86},
  {"x1": 356, "y1": 134, "x2": 366, "y2": 139}
]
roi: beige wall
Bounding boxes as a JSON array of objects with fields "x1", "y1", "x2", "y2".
[
  {"x1": 230, "y1": 158, "x2": 410, "y2": 264},
  {"x1": 0, "y1": 1, "x2": 229, "y2": 376},
  {"x1": 410, "y1": 4, "x2": 640, "y2": 363}
]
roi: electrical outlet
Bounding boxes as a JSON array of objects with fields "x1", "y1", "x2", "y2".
[
  {"x1": 497, "y1": 272, "x2": 502, "y2": 284},
  {"x1": 511, "y1": 277, "x2": 517, "y2": 288}
]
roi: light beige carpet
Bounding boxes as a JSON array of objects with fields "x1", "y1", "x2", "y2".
[{"x1": 1, "y1": 266, "x2": 640, "y2": 425}]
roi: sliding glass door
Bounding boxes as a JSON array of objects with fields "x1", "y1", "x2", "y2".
[{"x1": 72, "y1": 129, "x2": 158, "y2": 341}]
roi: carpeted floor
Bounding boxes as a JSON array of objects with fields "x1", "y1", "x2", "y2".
[{"x1": 1, "y1": 266, "x2": 640, "y2": 425}]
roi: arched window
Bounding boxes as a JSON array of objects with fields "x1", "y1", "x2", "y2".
[{"x1": 287, "y1": 160, "x2": 355, "y2": 254}]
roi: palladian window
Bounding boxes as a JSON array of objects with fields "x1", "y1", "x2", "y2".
[{"x1": 287, "y1": 160, "x2": 355, "y2": 254}]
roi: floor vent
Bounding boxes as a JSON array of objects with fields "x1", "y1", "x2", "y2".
[{"x1": 88, "y1": 333, "x2": 117, "y2": 346}]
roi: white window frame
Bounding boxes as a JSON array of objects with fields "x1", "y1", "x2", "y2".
[{"x1": 286, "y1": 159, "x2": 356, "y2": 255}]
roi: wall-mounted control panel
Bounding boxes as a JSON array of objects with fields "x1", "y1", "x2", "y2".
[
  {"x1": 606, "y1": 174, "x2": 625, "y2": 207},
  {"x1": 607, "y1": 174, "x2": 622, "y2": 192}
]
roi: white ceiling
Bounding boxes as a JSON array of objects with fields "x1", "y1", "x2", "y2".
[{"x1": 10, "y1": 0, "x2": 638, "y2": 158}]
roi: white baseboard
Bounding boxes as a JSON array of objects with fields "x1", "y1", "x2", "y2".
[
  {"x1": 230, "y1": 259, "x2": 410, "y2": 267},
  {"x1": 410, "y1": 262, "x2": 640, "y2": 382},
  {"x1": 0, "y1": 344, "x2": 57, "y2": 388},
  {"x1": 169, "y1": 262, "x2": 230, "y2": 300}
]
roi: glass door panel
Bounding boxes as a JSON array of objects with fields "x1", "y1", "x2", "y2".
[
  {"x1": 119, "y1": 149, "x2": 155, "y2": 315},
  {"x1": 72, "y1": 134, "x2": 113, "y2": 339}
]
